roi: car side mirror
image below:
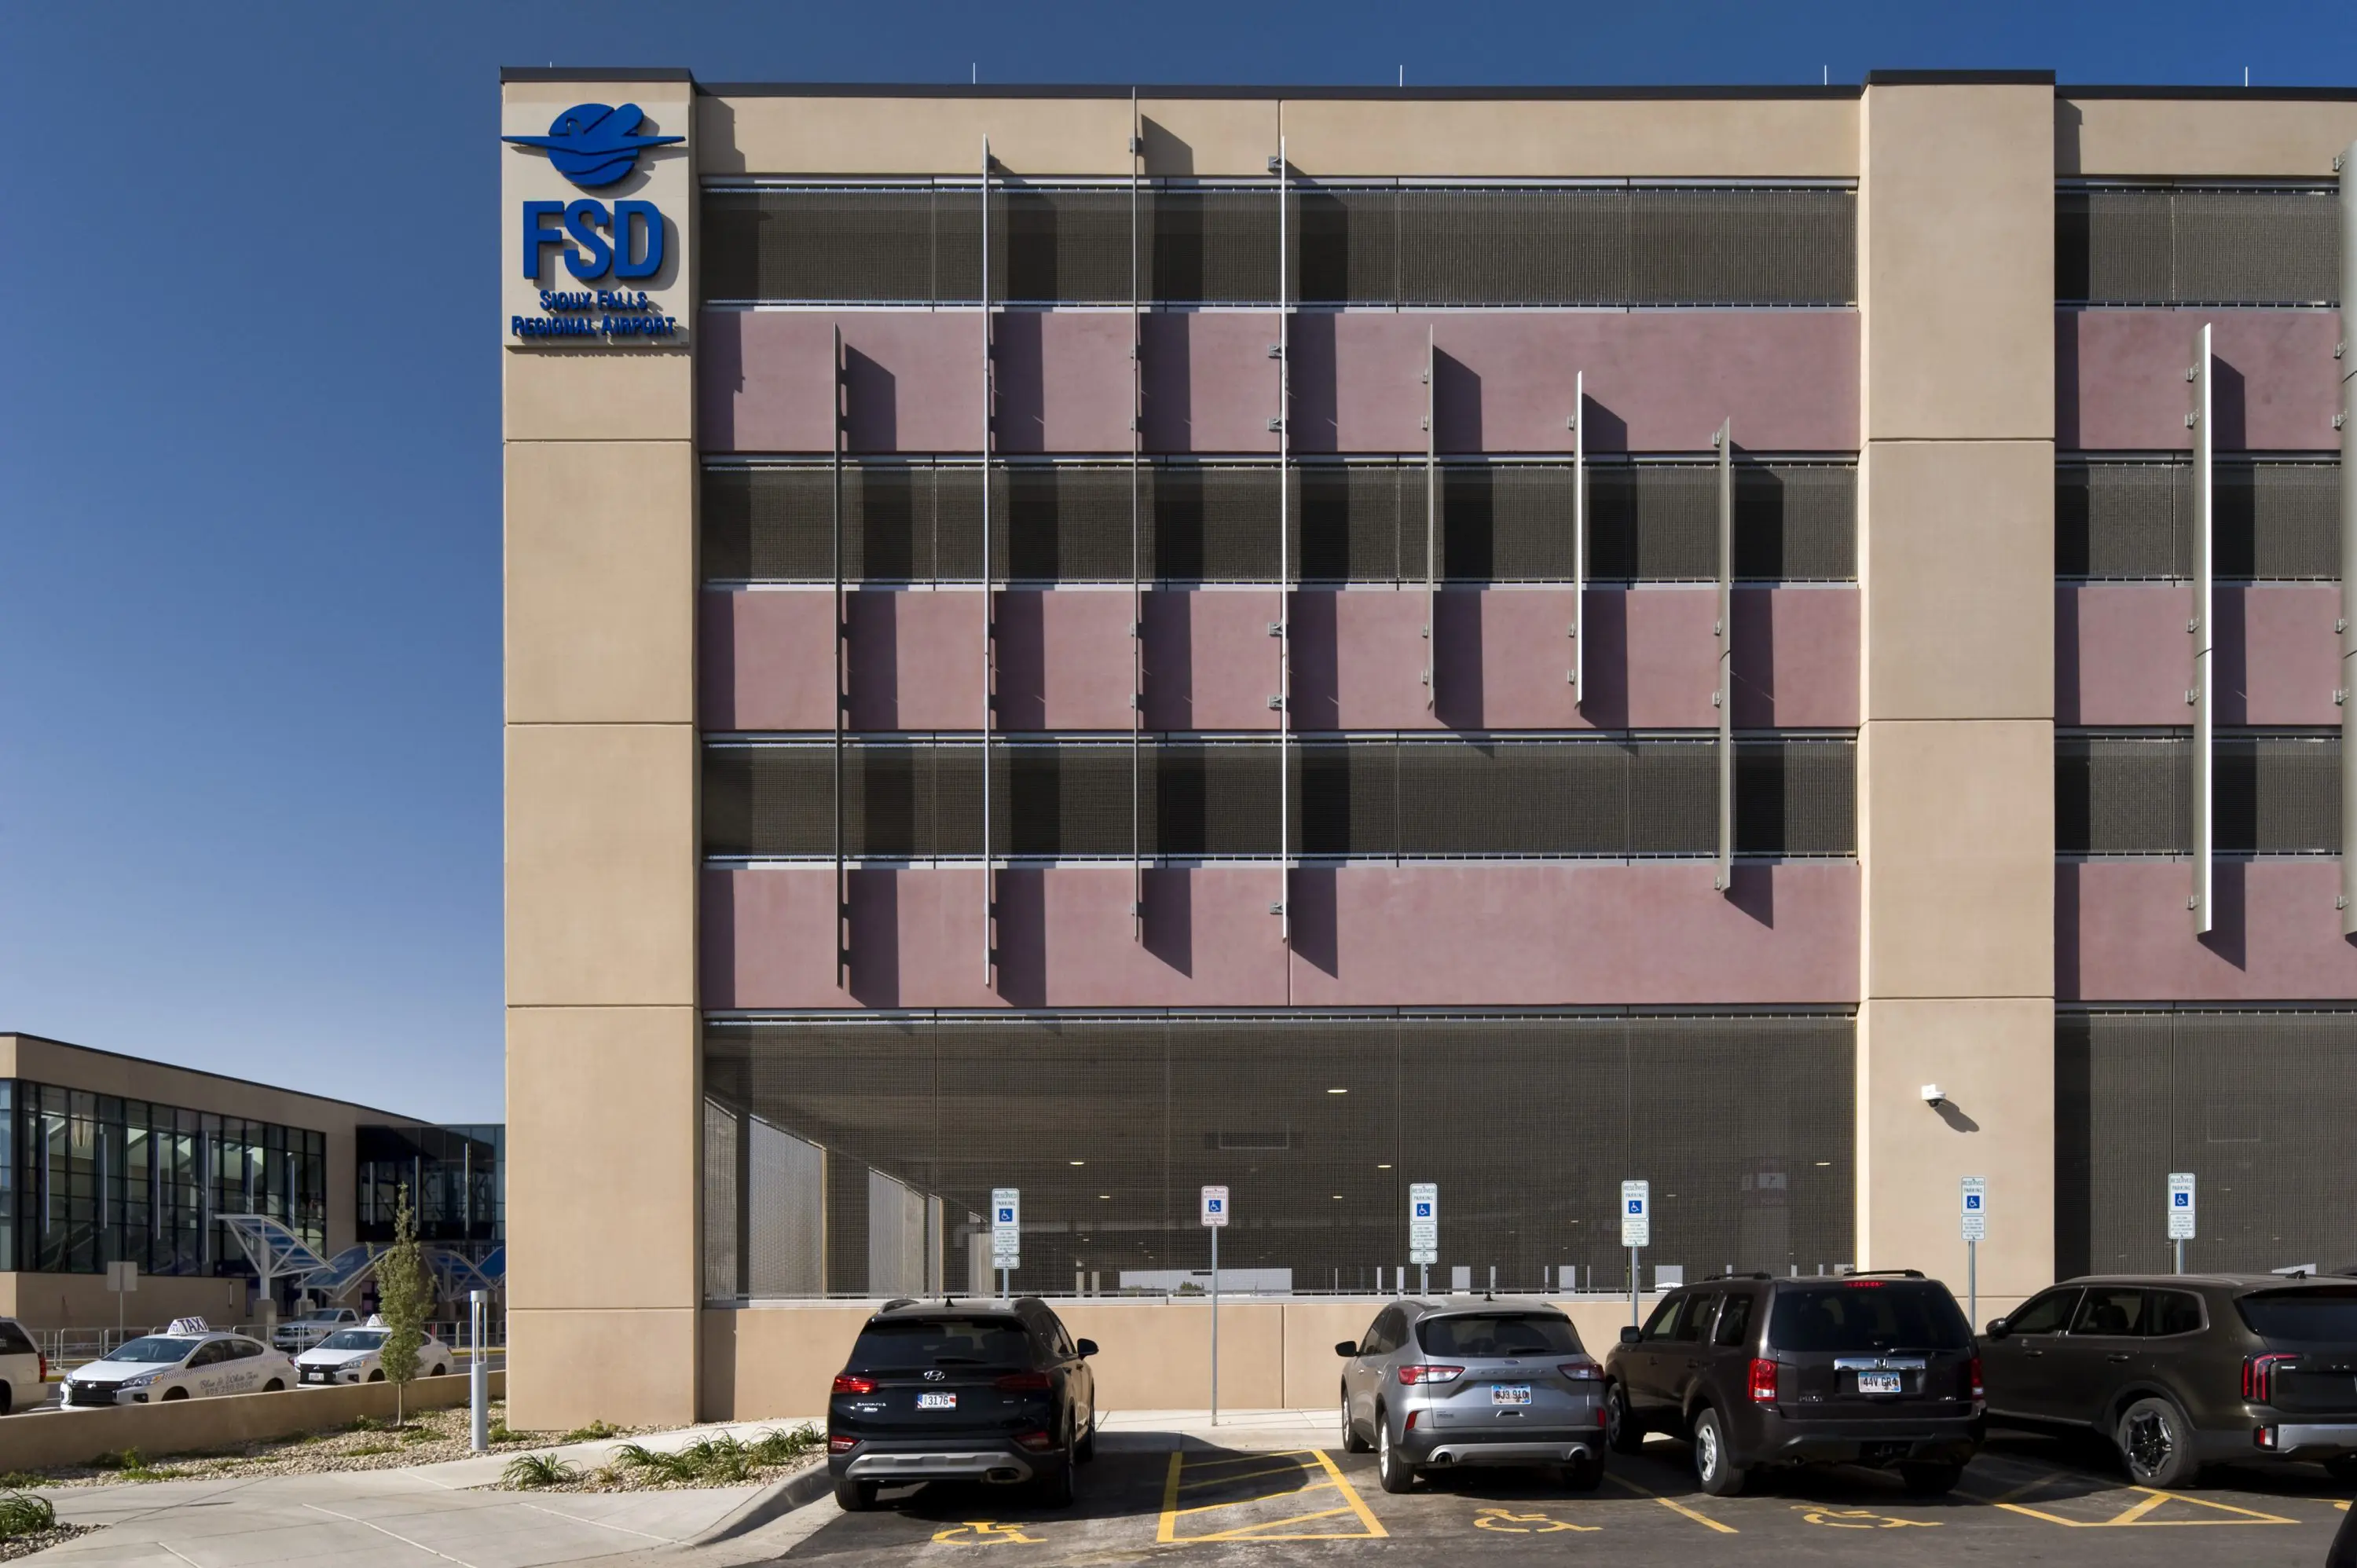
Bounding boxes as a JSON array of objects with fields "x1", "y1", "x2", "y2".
[
  {"x1": 1335, "y1": 1340, "x2": 1358, "y2": 1357},
  {"x1": 1075, "y1": 1339, "x2": 1098, "y2": 1358},
  {"x1": 1985, "y1": 1318, "x2": 2010, "y2": 1340},
  {"x1": 1618, "y1": 1325, "x2": 1642, "y2": 1346}
]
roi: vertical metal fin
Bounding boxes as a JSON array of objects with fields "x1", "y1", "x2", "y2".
[
  {"x1": 2191, "y1": 324, "x2": 2214, "y2": 936},
  {"x1": 981, "y1": 137, "x2": 996, "y2": 984},
  {"x1": 1714, "y1": 418, "x2": 1733, "y2": 893},
  {"x1": 1571, "y1": 369, "x2": 1585, "y2": 707},
  {"x1": 2340, "y1": 144, "x2": 2357, "y2": 933},
  {"x1": 1276, "y1": 136, "x2": 1292, "y2": 943},
  {"x1": 1424, "y1": 325, "x2": 1438, "y2": 710},
  {"x1": 832, "y1": 324, "x2": 849, "y2": 988},
  {"x1": 1131, "y1": 96, "x2": 1145, "y2": 943}
]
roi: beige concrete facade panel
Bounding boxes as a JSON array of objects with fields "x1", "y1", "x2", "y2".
[
  {"x1": 0, "y1": 1372, "x2": 498, "y2": 1473},
  {"x1": 504, "y1": 350, "x2": 693, "y2": 444},
  {"x1": 1859, "y1": 720, "x2": 2055, "y2": 1001},
  {"x1": 2062, "y1": 97, "x2": 2357, "y2": 178},
  {"x1": 506, "y1": 1005, "x2": 698, "y2": 1312},
  {"x1": 505, "y1": 724, "x2": 697, "y2": 1007},
  {"x1": 509, "y1": 1308, "x2": 698, "y2": 1428},
  {"x1": 1857, "y1": 997, "x2": 2054, "y2": 1300},
  {"x1": 1277, "y1": 97, "x2": 1858, "y2": 178},
  {"x1": 0, "y1": 1272, "x2": 246, "y2": 1336},
  {"x1": 1860, "y1": 441, "x2": 2055, "y2": 723},
  {"x1": 1860, "y1": 84, "x2": 2055, "y2": 441},
  {"x1": 505, "y1": 441, "x2": 695, "y2": 726},
  {"x1": 1139, "y1": 99, "x2": 1283, "y2": 177},
  {"x1": 704, "y1": 96, "x2": 1136, "y2": 177}
]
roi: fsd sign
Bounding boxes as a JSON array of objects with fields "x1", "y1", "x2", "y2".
[{"x1": 500, "y1": 89, "x2": 691, "y2": 346}]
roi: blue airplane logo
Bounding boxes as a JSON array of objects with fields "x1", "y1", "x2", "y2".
[{"x1": 504, "y1": 102, "x2": 682, "y2": 189}]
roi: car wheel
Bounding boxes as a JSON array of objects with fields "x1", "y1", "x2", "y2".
[
  {"x1": 1340, "y1": 1387, "x2": 1370, "y2": 1453},
  {"x1": 1561, "y1": 1454, "x2": 1603, "y2": 1492},
  {"x1": 832, "y1": 1475, "x2": 876, "y2": 1512},
  {"x1": 1899, "y1": 1461, "x2": 1963, "y2": 1497},
  {"x1": 162, "y1": 1387, "x2": 189, "y2": 1401},
  {"x1": 1692, "y1": 1407, "x2": 1747, "y2": 1497},
  {"x1": 2323, "y1": 1454, "x2": 2357, "y2": 1485},
  {"x1": 2117, "y1": 1396, "x2": 2201, "y2": 1489},
  {"x1": 1075, "y1": 1418, "x2": 1096, "y2": 1464},
  {"x1": 1604, "y1": 1382, "x2": 1645, "y2": 1456},
  {"x1": 1376, "y1": 1408, "x2": 1416, "y2": 1494},
  {"x1": 368, "y1": 1371, "x2": 385, "y2": 1383},
  {"x1": 0, "y1": 1384, "x2": 12, "y2": 1417},
  {"x1": 431, "y1": 1365, "x2": 448, "y2": 1378},
  {"x1": 1033, "y1": 1419, "x2": 1076, "y2": 1508},
  {"x1": 263, "y1": 1379, "x2": 284, "y2": 1393}
]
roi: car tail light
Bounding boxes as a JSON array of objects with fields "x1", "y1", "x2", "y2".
[
  {"x1": 2255, "y1": 1425, "x2": 2279, "y2": 1449},
  {"x1": 1968, "y1": 1357, "x2": 1984, "y2": 1401},
  {"x1": 827, "y1": 1434, "x2": 856, "y2": 1453},
  {"x1": 1556, "y1": 1357, "x2": 1602, "y2": 1382},
  {"x1": 995, "y1": 1371, "x2": 1053, "y2": 1392},
  {"x1": 1403, "y1": 1409, "x2": 1419, "y2": 1431},
  {"x1": 1014, "y1": 1429, "x2": 1056, "y2": 1452},
  {"x1": 1595, "y1": 1405, "x2": 1608, "y2": 1429},
  {"x1": 1396, "y1": 1364, "x2": 1464, "y2": 1386},
  {"x1": 832, "y1": 1374, "x2": 878, "y2": 1395},
  {"x1": 2243, "y1": 1354, "x2": 2297, "y2": 1403},
  {"x1": 1748, "y1": 1357, "x2": 1778, "y2": 1405},
  {"x1": 1845, "y1": 1280, "x2": 1885, "y2": 1289}
]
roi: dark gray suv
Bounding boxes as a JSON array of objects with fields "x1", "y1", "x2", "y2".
[
  {"x1": 1602, "y1": 1271, "x2": 1981, "y2": 1497},
  {"x1": 1336, "y1": 1298, "x2": 1607, "y2": 1493},
  {"x1": 1980, "y1": 1274, "x2": 2357, "y2": 1487}
]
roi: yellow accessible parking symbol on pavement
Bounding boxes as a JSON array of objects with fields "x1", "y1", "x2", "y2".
[
  {"x1": 1157, "y1": 1449, "x2": 1389, "y2": 1543},
  {"x1": 932, "y1": 1521, "x2": 1043, "y2": 1544},
  {"x1": 1474, "y1": 1506, "x2": 1598, "y2": 1533},
  {"x1": 1794, "y1": 1505, "x2": 1940, "y2": 1530}
]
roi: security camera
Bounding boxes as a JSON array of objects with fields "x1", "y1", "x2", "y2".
[{"x1": 1922, "y1": 1084, "x2": 1946, "y2": 1109}]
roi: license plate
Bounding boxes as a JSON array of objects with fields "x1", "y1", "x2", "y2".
[
  {"x1": 916, "y1": 1392, "x2": 957, "y2": 1410},
  {"x1": 1857, "y1": 1371, "x2": 1902, "y2": 1394},
  {"x1": 305, "y1": 1372, "x2": 328, "y2": 1383},
  {"x1": 1491, "y1": 1384, "x2": 1532, "y2": 1406}
]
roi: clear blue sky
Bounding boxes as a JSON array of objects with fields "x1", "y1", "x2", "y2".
[{"x1": 1, "y1": 2, "x2": 2348, "y2": 1122}]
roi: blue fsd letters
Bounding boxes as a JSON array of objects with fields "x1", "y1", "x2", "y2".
[{"x1": 515, "y1": 199, "x2": 676, "y2": 340}]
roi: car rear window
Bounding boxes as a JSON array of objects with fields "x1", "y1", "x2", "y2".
[
  {"x1": 1769, "y1": 1283, "x2": 1971, "y2": 1353},
  {"x1": 1414, "y1": 1313, "x2": 1582, "y2": 1357},
  {"x1": 850, "y1": 1316, "x2": 1032, "y2": 1370},
  {"x1": 0, "y1": 1324, "x2": 35, "y2": 1357},
  {"x1": 2238, "y1": 1290, "x2": 2357, "y2": 1342}
]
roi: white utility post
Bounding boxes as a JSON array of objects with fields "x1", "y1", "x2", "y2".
[
  {"x1": 2168, "y1": 1173, "x2": 2197, "y2": 1273},
  {"x1": 1408, "y1": 1183, "x2": 1438, "y2": 1296},
  {"x1": 105, "y1": 1262, "x2": 137, "y2": 1348},
  {"x1": 1620, "y1": 1181, "x2": 1651, "y2": 1326},
  {"x1": 1959, "y1": 1178, "x2": 1987, "y2": 1328},
  {"x1": 1200, "y1": 1185, "x2": 1229, "y2": 1426},
  {"x1": 468, "y1": 1288, "x2": 489, "y2": 1451},
  {"x1": 992, "y1": 1188, "x2": 1021, "y2": 1299}
]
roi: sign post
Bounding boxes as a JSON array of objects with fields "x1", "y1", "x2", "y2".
[
  {"x1": 468, "y1": 1288, "x2": 489, "y2": 1451},
  {"x1": 1620, "y1": 1181, "x2": 1651, "y2": 1326},
  {"x1": 1200, "y1": 1186, "x2": 1229, "y2": 1426},
  {"x1": 991, "y1": 1188, "x2": 1021, "y2": 1298},
  {"x1": 1959, "y1": 1178, "x2": 1987, "y2": 1328},
  {"x1": 105, "y1": 1262, "x2": 137, "y2": 1348},
  {"x1": 1408, "y1": 1183, "x2": 1438, "y2": 1296},
  {"x1": 2167, "y1": 1172, "x2": 2197, "y2": 1273}
]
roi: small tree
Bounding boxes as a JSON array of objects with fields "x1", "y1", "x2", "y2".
[{"x1": 376, "y1": 1184, "x2": 433, "y2": 1427}]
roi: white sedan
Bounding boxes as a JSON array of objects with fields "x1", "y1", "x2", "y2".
[
  {"x1": 295, "y1": 1324, "x2": 454, "y2": 1387},
  {"x1": 62, "y1": 1326, "x2": 297, "y2": 1407}
]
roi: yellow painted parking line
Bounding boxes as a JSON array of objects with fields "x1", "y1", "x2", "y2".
[
  {"x1": 1600, "y1": 1469, "x2": 1737, "y2": 1533},
  {"x1": 1154, "y1": 1447, "x2": 1387, "y2": 1543},
  {"x1": 1178, "y1": 1462, "x2": 1316, "y2": 1491},
  {"x1": 1996, "y1": 1485, "x2": 2298, "y2": 1530}
]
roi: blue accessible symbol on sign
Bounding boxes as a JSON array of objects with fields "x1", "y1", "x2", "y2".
[
  {"x1": 1416, "y1": 1202, "x2": 1431, "y2": 1218},
  {"x1": 2174, "y1": 1193, "x2": 2190, "y2": 1207},
  {"x1": 1966, "y1": 1195, "x2": 1981, "y2": 1211},
  {"x1": 1628, "y1": 1200, "x2": 1642, "y2": 1214},
  {"x1": 998, "y1": 1207, "x2": 1014, "y2": 1222}
]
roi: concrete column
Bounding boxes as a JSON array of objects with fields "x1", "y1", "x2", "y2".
[
  {"x1": 501, "y1": 75, "x2": 702, "y2": 1427},
  {"x1": 1855, "y1": 75, "x2": 2057, "y2": 1303}
]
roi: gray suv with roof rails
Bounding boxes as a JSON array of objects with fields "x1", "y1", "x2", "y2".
[
  {"x1": 1979, "y1": 1272, "x2": 2357, "y2": 1488},
  {"x1": 1336, "y1": 1296, "x2": 1607, "y2": 1493},
  {"x1": 1602, "y1": 1269, "x2": 1982, "y2": 1497}
]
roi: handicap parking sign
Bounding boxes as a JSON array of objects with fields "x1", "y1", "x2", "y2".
[
  {"x1": 1415, "y1": 1201, "x2": 1431, "y2": 1218},
  {"x1": 998, "y1": 1207, "x2": 1014, "y2": 1222},
  {"x1": 1627, "y1": 1200, "x2": 1641, "y2": 1214}
]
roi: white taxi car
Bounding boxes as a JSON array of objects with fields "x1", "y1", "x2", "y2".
[
  {"x1": 294, "y1": 1319, "x2": 454, "y2": 1387},
  {"x1": 62, "y1": 1319, "x2": 296, "y2": 1407}
]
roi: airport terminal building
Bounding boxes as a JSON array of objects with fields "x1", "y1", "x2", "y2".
[{"x1": 500, "y1": 68, "x2": 2357, "y2": 1425}]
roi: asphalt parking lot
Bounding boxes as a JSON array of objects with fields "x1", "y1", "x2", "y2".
[{"x1": 773, "y1": 1428, "x2": 2355, "y2": 1566}]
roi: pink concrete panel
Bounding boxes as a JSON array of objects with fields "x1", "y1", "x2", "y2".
[
  {"x1": 990, "y1": 311, "x2": 1137, "y2": 454},
  {"x1": 699, "y1": 588, "x2": 835, "y2": 731},
  {"x1": 704, "y1": 865, "x2": 1288, "y2": 1008},
  {"x1": 1289, "y1": 311, "x2": 1860, "y2": 454},
  {"x1": 1733, "y1": 588, "x2": 1860, "y2": 731},
  {"x1": 1141, "y1": 313, "x2": 1283, "y2": 454},
  {"x1": 2058, "y1": 584, "x2": 2341, "y2": 727},
  {"x1": 1143, "y1": 588, "x2": 1284, "y2": 731},
  {"x1": 2058, "y1": 309, "x2": 2341, "y2": 452},
  {"x1": 1287, "y1": 862, "x2": 1859, "y2": 1005},
  {"x1": 995, "y1": 589, "x2": 1138, "y2": 731},
  {"x1": 698, "y1": 310, "x2": 987, "y2": 454},
  {"x1": 2059, "y1": 859, "x2": 2357, "y2": 1002},
  {"x1": 845, "y1": 591, "x2": 988, "y2": 731}
]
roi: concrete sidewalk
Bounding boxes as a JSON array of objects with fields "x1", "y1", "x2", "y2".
[{"x1": 42, "y1": 1420, "x2": 821, "y2": 1568}]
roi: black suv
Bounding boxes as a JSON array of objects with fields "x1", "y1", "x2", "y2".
[
  {"x1": 827, "y1": 1298, "x2": 1098, "y2": 1511},
  {"x1": 1602, "y1": 1271, "x2": 1981, "y2": 1497},
  {"x1": 1980, "y1": 1274, "x2": 2357, "y2": 1487}
]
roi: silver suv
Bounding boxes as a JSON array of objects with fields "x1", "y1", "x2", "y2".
[{"x1": 1336, "y1": 1297, "x2": 1607, "y2": 1493}]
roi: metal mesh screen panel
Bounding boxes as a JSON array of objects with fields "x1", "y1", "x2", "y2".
[
  {"x1": 2058, "y1": 187, "x2": 2340, "y2": 306},
  {"x1": 747, "y1": 1117, "x2": 827, "y2": 1297},
  {"x1": 1147, "y1": 465, "x2": 1284, "y2": 581},
  {"x1": 1002, "y1": 467, "x2": 1136, "y2": 583},
  {"x1": 1628, "y1": 188, "x2": 1857, "y2": 305},
  {"x1": 702, "y1": 1098, "x2": 739, "y2": 1302},
  {"x1": 1001, "y1": 189, "x2": 1134, "y2": 303},
  {"x1": 2057, "y1": 1012, "x2": 2357, "y2": 1276},
  {"x1": 1297, "y1": 189, "x2": 1400, "y2": 305},
  {"x1": 2057, "y1": 734, "x2": 2341, "y2": 854},
  {"x1": 1151, "y1": 189, "x2": 1283, "y2": 304},
  {"x1": 703, "y1": 189, "x2": 962, "y2": 303},
  {"x1": 703, "y1": 1013, "x2": 1857, "y2": 1298},
  {"x1": 1298, "y1": 465, "x2": 1412, "y2": 582},
  {"x1": 2058, "y1": 461, "x2": 2339, "y2": 581}
]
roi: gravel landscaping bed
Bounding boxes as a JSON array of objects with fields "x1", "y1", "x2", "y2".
[
  {"x1": 493, "y1": 1428, "x2": 825, "y2": 1493},
  {"x1": 0, "y1": 1525, "x2": 99, "y2": 1561}
]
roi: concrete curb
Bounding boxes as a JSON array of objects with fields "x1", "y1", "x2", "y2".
[{"x1": 685, "y1": 1460, "x2": 831, "y2": 1545}]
